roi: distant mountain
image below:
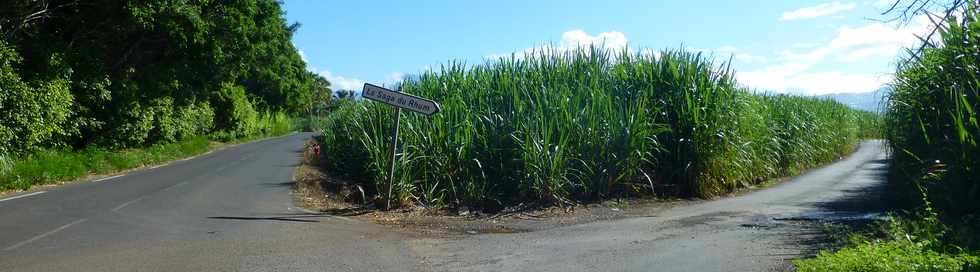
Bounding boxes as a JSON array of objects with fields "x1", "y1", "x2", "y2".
[{"x1": 818, "y1": 87, "x2": 891, "y2": 112}]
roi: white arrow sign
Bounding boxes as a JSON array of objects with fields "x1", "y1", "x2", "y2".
[{"x1": 361, "y1": 83, "x2": 441, "y2": 116}]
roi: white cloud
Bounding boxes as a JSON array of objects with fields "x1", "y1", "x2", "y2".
[
  {"x1": 839, "y1": 44, "x2": 902, "y2": 62},
  {"x1": 560, "y1": 30, "x2": 628, "y2": 51},
  {"x1": 385, "y1": 72, "x2": 405, "y2": 84},
  {"x1": 780, "y1": 2, "x2": 858, "y2": 21},
  {"x1": 791, "y1": 42, "x2": 821, "y2": 49},
  {"x1": 783, "y1": 15, "x2": 929, "y2": 63},
  {"x1": 740, "y1": 70, "x2": 891, "y2": 95},
  {"x1": 734, "y1": 53, "x2": 769, "y2": 64},
  {"x1": 486, "y1": 29, "x2": 630, "y2": 60},
  {"x1": 318, "y1": 70, "x2": 364, "y2": 91},
  {"x1": 702, "y1": 46, "x2": 768, "y2": 64},
  {"x1": 298, "y1": 50, "x2": 308, "y2": 63},
  {"x1": 715, "y1": 45, "x2": 739, "y2": 52},
  {"x1": 871, "y1": 0, "x2": 895, "y2": 7},
  {"x1": 738, "y1": 16, "x2": 931, "y2": 94}
]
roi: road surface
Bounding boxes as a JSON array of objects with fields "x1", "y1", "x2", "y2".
[{"x1": 0, "y1": 134, "x2": 888, "y2": 272}]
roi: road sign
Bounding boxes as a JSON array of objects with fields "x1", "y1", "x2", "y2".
[
  {"x1": 360, "y1": 83, "x2": 441, "y2": 210},
  {"x1": 362, "y1": 83, "x2": 441, "y2": 116}
]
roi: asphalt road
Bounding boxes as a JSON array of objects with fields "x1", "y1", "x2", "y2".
[{"x1": 0, "y1": 134, "x2": 889, "y2": 272}]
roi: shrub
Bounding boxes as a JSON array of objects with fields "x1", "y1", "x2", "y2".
[
  {"x1": 0, "y1": 40, "x2": 75, "y2": 154},
  {"x1": 795, "y1": 241, "x2": 978, "y2": 272},
  {"x1": 884, "y1": 5, "x2": 980, "y2": 226},
  {"x1": 212, "y1": 82, "x2": 259, "y2": 138}
]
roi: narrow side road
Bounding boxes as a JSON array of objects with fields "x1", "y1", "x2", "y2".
[{"x1": 409, "y1": 140, "x2": 890, "y2": 272}]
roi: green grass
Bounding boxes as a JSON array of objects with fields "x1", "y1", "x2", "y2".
[
  {"x1": 0, "y1": 110, "x2": 298, "y2": 192},
  {"x1": 795, "y1": 240, "x2": 978, "y2": 272},
  {"x1": 317, "y1": 46, "x2": 877, "y2": 210},
  {"x1": 0, "y1": 137, "x2": 210, "y2": 191},
  {"x1": 794, "y1": 213, "x2": 980, "y2": 272}
]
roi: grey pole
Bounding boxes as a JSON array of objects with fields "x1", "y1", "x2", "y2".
[{"x1": 385, "y1": 105, "x2": 401, "y2": 210}]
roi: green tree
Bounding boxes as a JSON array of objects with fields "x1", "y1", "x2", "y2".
[{"x1": 0, "y1": 0, "x2": 318, "y2": 151}]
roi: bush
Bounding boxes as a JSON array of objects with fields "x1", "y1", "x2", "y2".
[
  {"x1": 795, "y1": 241, "x2": 978, "y2": 272},
  {"x1": 212, "y1": 82, "x2": 259, "y2": 138},
  {"x1": 884, "y1": 5, "x2": 980, "y2": 228},
  {"x1": 0, "y1": 40, "x2": 75, "y2": 154},
  {"x1": 795, "y1": 214, "x2": 980, "y2": 272},
  {"x1": 256, "y1": 111, "x2": 291, "y2": 136},
  {"x1": 0, "y1": 151, "x2": 11, "y2": 176}
]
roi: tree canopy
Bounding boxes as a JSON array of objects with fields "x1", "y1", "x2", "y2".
[{"x1": 0, "y1": 0, "x2": 327, "y2": 153}]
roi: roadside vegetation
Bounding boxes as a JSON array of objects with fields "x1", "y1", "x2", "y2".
[
  {"x1": 315, "y1": 47, "x2": 878, "y2": 211},
  {"x1": 0, "y1": 1, "x2": 330, "y2": 190},
  {"x1": 795, "y1": 2, "x2": 980, "y2": 271},
  {"x1": 0, "y1": 112, "x2": 294, "y2": 191}
]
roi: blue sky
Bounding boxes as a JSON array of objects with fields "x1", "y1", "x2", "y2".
[{"x1": 284, "y1": 0, "x2": 928, "y2": 95}]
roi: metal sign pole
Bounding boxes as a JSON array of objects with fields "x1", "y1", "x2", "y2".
[
  {"x1": 385, "y1": 106, "x2": 401, "y2": 210},
  {"x1": 361, "y1": 83, "x2": 440, "y2": 210}
]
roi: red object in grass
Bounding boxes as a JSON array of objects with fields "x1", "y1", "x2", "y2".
[{"x1": 313, "y1": 144, "x2": 320, "y2": 156}]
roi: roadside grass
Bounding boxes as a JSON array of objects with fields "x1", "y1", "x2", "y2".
[
  {"x1": 0, "y1": 137, "x2": 210, "y2": 191},
  {"x1": 796, "y1": 240, "x2": 978, "y2": 272},
  {"x1": 0, "y1": 112, "x2": 299, "y2": 192},
  {"x1": 794, "y1": 214, "x2": 980, "y2": 272}
]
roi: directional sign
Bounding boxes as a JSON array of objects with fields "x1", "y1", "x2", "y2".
[
  {"x1": 360, "y1": 83, "x2": 441, "y2": 210},
  {"x1": 362, "y1": 83, "x2": 441, "y2": 116}
]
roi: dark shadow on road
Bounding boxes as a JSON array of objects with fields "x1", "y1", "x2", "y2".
[
  {"x1": 207, "y1": 214, "x2": 343, "y2": 223},
  {"x1": 314, "y1": 207, "x2": 373, "y2": 217},
  {"x1": 264, "y1": 207, "x2": 373, "y2": 217},
  {"x1": 773, "y1": 152, "x2": 894, "y2": 262},
  {"x1": 810, "y1": 160, "x2": 890, "y2": 213},
  {"x1": 261, "y1": 181, "x2": 296, "y2": 187}
]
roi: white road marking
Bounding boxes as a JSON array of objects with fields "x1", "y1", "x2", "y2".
[
  {"x1": 111, "y1": 197, "x2": 145, "y2": 212},
  {"x1": 4, "y1": 218, "x2": 87, "y2": 251},
  {"x1": 0, "y1": 191, "x2": 46, "y2": 203},
  {"x1": 93, "y1": 175, "x2": 124, "y2": 182}
]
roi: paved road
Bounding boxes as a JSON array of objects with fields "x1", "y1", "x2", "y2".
[
  {"x1": 0, "y1": 133, "x2": 419, "y2": 271},
  {"x1": 0, "y1": 135, "x2": 888, "y2": 271},
  {"x1": 411, "y1": 140, "x2": 889, "y2": 272}
]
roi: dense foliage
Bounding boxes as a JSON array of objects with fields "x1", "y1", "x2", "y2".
[
  {"x1": 796, "y1": 240, "x2": 978, "y2": 272},
  {"x1": 0, "y1": 0, "x2": 325, "y2": 157},
  {"x1": 885, "y1": 5, "x2": 980, "y2": 248},
  {"x1": 317, "y1": 47, "x2": 877, "y2": 210},
  {"x1": 801, "y1": 5, "x2": 980, "y2": 270}
]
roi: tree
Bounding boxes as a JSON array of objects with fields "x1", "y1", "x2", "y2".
[
  {"x1": 333, "y1": 90, "x2": 357, "y2": 100},
  {"x1": 0, "y1": 0, "x2": 319, "y2": 151},
  {"x1": 310, "y1": 72, "x2": 332, "y2": 116}
]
